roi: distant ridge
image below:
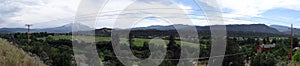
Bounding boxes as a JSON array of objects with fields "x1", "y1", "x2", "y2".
[
  {"x1": 270, "y1": 25, "x2": 300, "y2": 35},
  {"x1": 1, "y1": 23, "x2": 300, "y2": 36},
  {"x1": 270, "y1": 25, "x2": 291, "y2": 32},
  {"x1": 132, "y1": 24, "x2": 281, "y2": 34},
  {"x1": 0, "y1": 23, "x2": 92, "y2": 34}
]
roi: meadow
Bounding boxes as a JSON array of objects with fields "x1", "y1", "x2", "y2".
[{"x1": 41, "y1": 35, "x2": 204, "y2": 48}]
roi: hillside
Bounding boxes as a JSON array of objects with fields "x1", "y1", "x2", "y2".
[
  {"x1": 270, "y1": 25, "x2": 300, "y2": 35},
  {"x1": 270, "y1": 25, "x2": 291, "y2": 32},
  {"x1": 1, "y1": 23, "x2": 300, "y2": 36},
  {"x1": 0, "y1": 38, "x2": 45, "y2": 66},
  {"x1": 132, "y1": 24, "x2": 281, "y2": 34}
]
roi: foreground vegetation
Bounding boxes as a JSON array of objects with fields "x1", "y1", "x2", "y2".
[
  {"x1": 1, "y1": 32, "x2": 300, "y2": 66},
  {"x1": 0, "y1": 38, "x2": 45, "y2": 66}
]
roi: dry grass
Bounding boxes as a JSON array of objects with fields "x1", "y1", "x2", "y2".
[
  {"x1": 0, "y1": 38, "x2": 45, "y2": 66},
  {"x1": 289, "y1": 61, "x2": 300, "y2": 66}
]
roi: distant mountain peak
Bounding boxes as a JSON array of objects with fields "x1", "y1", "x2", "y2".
[
  {"x1": 1, "y1": 24, "x2": 299, "y2": 36},
  {"x1": 46, "y1": 23, "x2": 93, "y2": 33},
  {"x1": 63, "y1": 23, "x2": 91, "y2": 28},
  {"x1": 270, "y1": 25, "x2": 291, "y2": 32}
]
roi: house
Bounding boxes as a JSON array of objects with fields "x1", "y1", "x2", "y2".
[{"x1": 257, "y1": 44, "x2": 276, "y2": 53}]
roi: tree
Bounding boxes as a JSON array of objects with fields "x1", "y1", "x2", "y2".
[
  {"x1": 263, "y1": 38, "x2": 267, "y2": 44},
  {"x1": 128, "y1": 33, "x2": 135, "y2": 51},
  {"x1": 128, "y1": 33, "x2": 134, "y2": 45},
  {"x1": 271, "y1": 39, "x2": 276, "y2": 44},
  {"x1": 167, "y1": 34, "x2": 176, "y2": 50},
  {"x1": 162, "y1": 34, "x2": 180, "y2": 65},
  {"x1": 251, "y1": 52, "x2": 276, "y2": 66},
  {"x1": 223, "y1": 38, "x2": 244, "y2": 66},
  {"x1": 293, "y1": 50, "x2": 300, "y2": 62},
  {"x1": 142, "y1": 41, "x2": 149, "y2": 49}
]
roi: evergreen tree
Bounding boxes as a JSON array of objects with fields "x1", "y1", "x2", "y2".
[
  {"x1": 251, "y1": 52, "x2": 276, "y2": 66},
  {"x1": 263, "y1": 38, "x2": 267, "y2": 44},
  {"x1": 293, "y1": 50, "x2": 300, "y2": 62},
  {"x1": 128, "y1": 33, "x2": 134, "y2": 46},
  {"x1": 167, "y1": 34, "x2": 176, "y2": 49}
]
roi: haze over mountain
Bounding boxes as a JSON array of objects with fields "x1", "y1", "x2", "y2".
[
  {"x1": 132, "y1": 24, "x2": 281, "y2": 34},
  {"x1": 132, "y1": 24, "x2": 191, "y2": 30},
  {"x1": 270, "y1": 25, "x2": 291, "y2": 32},
  {"x1": 270, "y1": 25, "x2": 300, "y2": 35},
  {"x1": 0, "y1": 23, "x2": 299, "y2": 36},
  {"x1": 0, "y1": 23, "x2": 92, "y2": 34}
]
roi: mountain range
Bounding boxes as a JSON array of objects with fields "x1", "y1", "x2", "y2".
[
  {"x1": 270, "y1": 25, "x2": 300, "y2": 35},
  {"x1": 0, "y1": 23, "x2": 92, "y2": 34},
  {"x1": 132, "y1": 24, "x2": 295, "y2": 34},
  {"x1": 0, "y1": 23, "x2": 299, "y2": 36}
]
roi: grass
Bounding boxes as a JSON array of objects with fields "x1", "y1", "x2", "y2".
[
  {"x1": 289, "y1": 61, "x2": 300, "y2": 66},
  {"x1": 39, "y1": 35, "x2": 111, "y2": 42},
  {"x1": 0, "y1": 38, "x2": 45, "y2": 66}
]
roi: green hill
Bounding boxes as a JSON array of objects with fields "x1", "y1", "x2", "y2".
[{"x1": 0, "y1": 38, "x2": 45, "y2": 66}]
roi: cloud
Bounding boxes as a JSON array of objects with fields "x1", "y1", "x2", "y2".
[
  {"x1": 96, "y1": 0, "x2": 197, "y2": 28},
  {"x1": 135, "y1": 0, "x2": 173, "y2": 5},
  {"x1": 0, "y1": 0, "x2": 22, "y2": 27},
  {"x1": 0, "y1": 0, "x2": 80, "y2": 28},
  {"x1": 192, "y1": 0, "x2": 300, "y2": 27},
  {"x1": 217, "y1": 0, "x2": 300, "y2": 17},
  {"x1": 1, "y1": 0, "x2": 299, "y2": 28}
]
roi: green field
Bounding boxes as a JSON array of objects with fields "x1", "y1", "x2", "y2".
[
  {"x1": 40, "y1": 35, "x2": 204, "y2": 48},
  {"x1": 0, "y1": 38, "x2": 45, "y2": 66}
]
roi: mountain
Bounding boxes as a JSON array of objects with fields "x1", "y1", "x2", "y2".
[
  {"x1": 225, "y1": 24, "x2": 280, "y2": 34},
  {"x1": 99, "y1": 24, "x2": 289, "y2": 37},
  {"x1": 132, "y1": 24, "x2": 191, "y2": 30},
  {"x1": 132, "y1": 24, "x2": 281, "y2": 34},
  {"x1": 0, "y1": 28, "x2": 28, "y2": 34},
  {"x1": 270, "y1": 25, "x2": 291, "y2": 32},
  {"x1": 0, "y1": 23, "x2": 92, "y2": 34},
  {"x1": 0, "y1": 23, "x2": 298, "y2": 36},
  {"x1": 270, "y1": 25, "x2": 300, "y2": 35},
  {"x1": 35, "y1": 23, "x2": 92, "y2": 33}
]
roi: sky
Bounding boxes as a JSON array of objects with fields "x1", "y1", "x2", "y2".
[{"x1": 0, "y1": 0, "x2": 300, "y2": 28}]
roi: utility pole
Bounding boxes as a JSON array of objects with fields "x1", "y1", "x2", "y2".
[
  {"x1": 25, "y1": 24, "x2": 32, "y2": 49},
  {"x1": 289, "y1": 24, "x2": 294, "y2": 60}
]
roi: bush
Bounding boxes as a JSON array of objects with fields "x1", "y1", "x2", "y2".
[{"x1": 293, "y1": 50, "x2": 300, "y2": 62}]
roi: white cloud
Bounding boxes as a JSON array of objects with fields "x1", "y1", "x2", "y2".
[
  {"x1": 0, "y1": 0, "x2": 81, "y2": 28},
  {"x1": 2, "y1": 0, "x2": 299, "y2": 28},
  {"x1": 133, "y1": 18, "x2": 171, "y2": 27},
  {"x1": 96, "y1": 0, "x2": 197, "y2": 28},
  {"x1": 192, "y1": 0, "x2": 300, "y2": 26},
  {"x1": 217, "y1": 0, "x2": 300, "y2": 17},
  {"x1": 224, "y1": 18, "x2": 258, "y2": 25}
]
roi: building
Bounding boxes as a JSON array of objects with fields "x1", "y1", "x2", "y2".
[{"x1": 257, "y1": 44, "x2": 276, "y2": 53}]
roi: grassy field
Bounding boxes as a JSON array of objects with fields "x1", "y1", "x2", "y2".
[
  {"x1": 0, "y1": 38, "x2": 45, "y2": 66},
  {"x1": 41, "y1": 35, "x2": 204, "y2": 48},
  {"x1": 40, "y1": 35, "x2": 111, "y2": 42}
]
